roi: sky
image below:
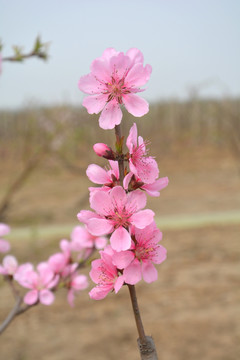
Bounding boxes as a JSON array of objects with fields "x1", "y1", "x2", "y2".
[{"x1": 0, "y1": 0, "x2": 240, "y2": 109}]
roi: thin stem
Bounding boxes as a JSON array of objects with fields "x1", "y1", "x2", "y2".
[
  {"x1": 0, "y1": 296, "x2": 22, "y2": 334},
  {"x1": 128, "y1": 284, "x2": 147, "y2": 344}
]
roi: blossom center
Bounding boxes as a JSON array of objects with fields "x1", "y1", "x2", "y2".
[
  {"x1": 135, "y1": 245, "x2": 154, "y2": 260},
  {"x1": 106, "y1": 76, "x2": 130, "y2": 104}
]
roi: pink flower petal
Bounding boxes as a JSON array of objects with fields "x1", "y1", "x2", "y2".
[
  {"x1": 0, "y1": 223, "x2": 10, "y2": 237},
  {"x1": 123, "y1": 94, "x2": 149, "y2": 117},
  {"x1": 87, "y1": 218, "x2": 113, "y2": 236},
  {"x1": 123, "y1": 259, "x2": 142, "y2": 285},
  {"x1": 78, "y1": 73, "x2": 104, "y2": 94},
  {"x1": 127, "y1": 190, "x2": 147, "y2": 212},
  {"x1": 126, "y1": 48, "x2": 144, "y2": 66},
  {"x1": 142, "y1": 177, "x2": 169, "y2": 197},
  {"x1": 86, "y1": 164, "x2": 110, "y2": 184},
  {"x1": 24, "y1": 290, "x2": 39, "y2": 305},
  {"x1": 142, "y1": 261, "x2": 158, "y2": 283},
  {"x1": 126, "y1": 123, "x2": 138, "y2": 153},
  {"x1": 123, "y1": 172, "x2": 133, "y2": 190},
  {"x1": 110, "y1": 186, "x2": 127, "y2": 212},
  {"x1": 130, "y1": 209, "x2": 155, "y2": 229},
  {"x1": 90, "y1": 59, "x2": 111, "y2": 83},
  {"x1": 112, "y1": 250, "x2": 134, "y2": 269},
  {"x1": 90, "y1": 190, "x2": 112, "y2": 216},
  {"x1": 95, "y1": 236, "x2": 107, "y2": 249},
  {"x1": 125, "y1": 63, "x2": 152, "y2": 88},
  {"x1": 0, "y1": 239, "x2": 10, "y2": 253},
  {"x1": 77, "y1": 210, "x2": 99, "y2": 223},
  {"x1": 99, "y1": 101, "x2": 122, "y2": 130},
  {"x1": 82, "y1": 94, "x2": 107, "y2": 114},
  {"x1": 39, "y1": 289, "x2": 55, "y2": 305},
  {"x1": 152, "y1": 245, "x2": 167, "y2": 264},
  {"x1": 110, "y1": 226, "x2": 131, "y2": 252},
  {"x1": 114, "y1": 275, "x2": 124, "y2": 293},
  {"x1": 89, "y1": 284, "x2": 112, "y2": 300},
  {"x1": 72, "y1": 274, "x2": 88, "y2": 290},
  {"x1": 109, "y1": 52, "x2": 131, "y2": 79}
]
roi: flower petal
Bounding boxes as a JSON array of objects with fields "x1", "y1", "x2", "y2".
[
  {"x1": 114, "y1": 275, "x2": 124, "y2": 293},
  {"x1": 123, "y1": 94, "x2": 149, "y2": 117},
  {"x1": 89, "y1": 284, "x2": 113, "y2": 300},
  {"x1": 39, "y1": 289, "x2": 55, "y2": 305},
  {"x1": 0, "y1": 223, "x2": 10, "y2": 237},
  {"x1": 126, "y1": 123, "x2": 138, "y2": 153},
  {"x1": 99, "y1": 101, "x2": 122, "y2": 130},
  {"x1": 0, "y1": 239, "x2": 10, "y2": 253},
  {"x1": 130, "y1": 209, "x2": 155, "y2": 229},
  {"x1": 90, "y1": 59, "x2": 111, "y2": 83},
  {"x1": 90, "y1": 190, "x2": 112, "y2": 215},
  {"x1": 87, "y1": 218, "x2": 113, "y2": 236},
  {"x1": 112, "y1": 250, "x2": 134, "y2": 269},
  {"x1": 86, "y1": 164, "x2": 110, "y2": 184},
  {"x1": 152, "y1": 245, "x2": 167, "y2": 264},
  {"x1": 110, "y1": 226, "x2": 131, "y2": 252},
  {"x1": 125, "y1": 63, "x2": 152, "y2": 88},
  {"x1": 142, "y1": 177, "x2": 169, "y2": 197},
  {"x1": 127, "y1": 190, "x2": 147, "y2": 212},
  {"x1": 82, "y1": 94, "x2": 108, "y2": 114},
  {"x1": 78, "y1": 73, "x2": 104, "y2": 94},
  {"x1": 142, "y1": 261, "x2": 158, "y2": 283},
  {"x1": 123, "y1": 259, "x2": 142, "y2": 285},
  {"x1": 24, "y1": 290, "x2": 39, "y2": 305},
  {"x1": 126, "y1": 48, "x2": 144, "y2": 66}
]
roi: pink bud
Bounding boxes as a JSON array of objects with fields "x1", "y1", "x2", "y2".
[{"x1": 93, "y1": 143, "x2": 115, "y2": 160}]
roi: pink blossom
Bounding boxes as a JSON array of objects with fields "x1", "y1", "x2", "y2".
[
  {"x1": 0, "y1": 223, "x2": 11, "y2": 253},
  {"x1": 124, "y1": 172, "x2": 169, "y2": 197},
  {"x1": 48, "y1": 239, "x2": 71, "y2": 275},
  {"x1": 0, "y1": 255, "x2": 18, "y2": 276},
  {"x1": 120, "y1": 223, "x2": 167, "y2": 285},
  {"x1": 93, "y1": 143, "x2": 115, "y2": 160},
  {"x1": 126, "y1": 123, "x2": 159, "y2": 184},
  {"x1": 77, "y1": 186, "x2": 154, "y2": 252},
  {"x1": 71, "y1": 225, "x2": 107, "y2": 256},
  {"x1": 18, "y1": 262, "x2": 59, "y2": 306},
  {"x1": 67, "y1": 267, "x2": 88, "y2": 307},
  {"x1": 89, "y1": 250, "x2": 124, "y2": 300},
  {"x1": 78, "y1": 48, "x2": 152, "y2": 130},
  {"x1": 86, "y1": 160, "x2": 119, "y2": 186}
]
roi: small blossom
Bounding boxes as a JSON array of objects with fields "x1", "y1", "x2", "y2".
[
  {"x1": 78, "y1": 48, "x2": 152, "y2": 129},
  {"x1": 78, "y1": 186, "x2": 154, "y2": 252},
  {"x1": 121, "y1": 223, "x2": 167, "y2": 284},
  {"x1": 18, "y1": 262, "x2": 59, "y2": 306},
  {"x1": 86, "y1": 160, "x2": 119, "y2": 187},
  {"x1": 124, "y1": 172, "x2": 169, "y2": 197},
  {"x1": 89, "y1": 249, "x2": 124, "y2": 300},
  {"x1": 71, "y1": 225, "x2": 107, "y2": 257},
  {"x1": 66, "y1": 267, "x2": 88, "y2": 307},
  {"x1": 126, "y1": 123, "x2": 159, "y2": 184},
  {"x1": 0, "y1": 255, "x2": 18, "y2": 276}
]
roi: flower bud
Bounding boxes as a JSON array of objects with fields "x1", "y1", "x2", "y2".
[{"x1": 93, "y1": 143, "x2": 115, "y2": 160}]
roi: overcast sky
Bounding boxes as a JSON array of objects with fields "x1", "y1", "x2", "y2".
[{"x1": 0, "y1": 0, "x2": 239, "y2": 109}]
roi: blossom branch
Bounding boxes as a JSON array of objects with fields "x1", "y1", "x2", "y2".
[{"x1": 1, "y1": 36, "x2": 49, "y2": 63}]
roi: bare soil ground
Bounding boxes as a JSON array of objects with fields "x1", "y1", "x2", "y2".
[{"x1": 0, "y1": 145, "x2": 239, "y2": 359}]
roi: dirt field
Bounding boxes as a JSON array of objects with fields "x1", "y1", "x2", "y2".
[{"x1": 0, "y1": 143, "x2": 240, "y2": 359}]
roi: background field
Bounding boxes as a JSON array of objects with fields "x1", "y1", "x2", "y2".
[{"x1": 0, "y1": 99, "x2": 239, "y2": 359}]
